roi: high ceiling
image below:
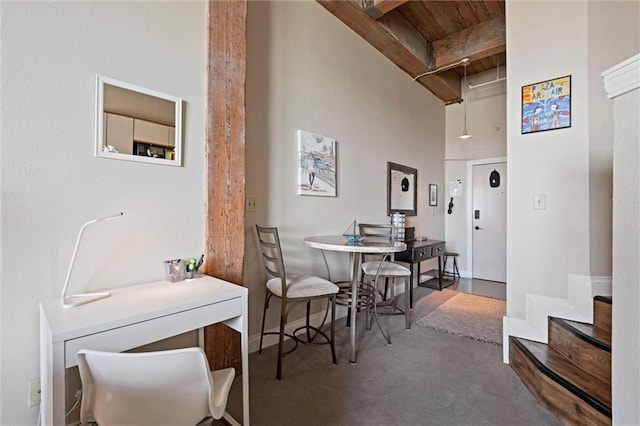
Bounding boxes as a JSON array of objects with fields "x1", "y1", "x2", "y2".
[{"x1": 317, "y1": 0, "x2": 506, "y2": 103}]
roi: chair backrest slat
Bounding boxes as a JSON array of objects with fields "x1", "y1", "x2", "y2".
[
  {"x1": 256, "y1": 225, "x2": 287, "y2": 296},
  {"x1": 358, "y1": 223, "x2": 395, "y2": 262},
  {"x1": 359, "y1": 223, "x2": 395, "y2": 240}
]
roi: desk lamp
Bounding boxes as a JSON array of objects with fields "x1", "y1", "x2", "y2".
[{"x1": 60, "y1": 212, "x2": 124, "y2": 307}]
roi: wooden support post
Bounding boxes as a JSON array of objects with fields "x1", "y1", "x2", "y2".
[{"x1": 204, "y1": 0, "x2": 247, "y2": 372}]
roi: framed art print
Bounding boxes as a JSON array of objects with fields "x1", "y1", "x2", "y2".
[
  {"x1": 521, "y1": 75, "x2": 571, "y2": 134},
  {"x1": 297, "y1": 130, "x2": 336, "y2": 197},
  {"x1": 429, "y1": 184, "x2": 438, "y2": 206}
]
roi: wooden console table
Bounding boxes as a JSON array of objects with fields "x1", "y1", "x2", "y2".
[
  {"x1": 40, "y1": 275, "x2": 249, "y2": 425},
  {"x1": 394, "y1": 239, "x2": 449, "y2": 307}
]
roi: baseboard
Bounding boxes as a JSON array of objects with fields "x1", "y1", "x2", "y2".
[{"x1": 503, "y1": 274, "x2": 612, "y2": 364}]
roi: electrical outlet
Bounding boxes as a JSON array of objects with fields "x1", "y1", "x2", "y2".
[
  {"x1": 246, "y1": 197, "x2": 257, "y2": 212},
  {"x1": 28, "y1": 380, "x2": 41, "y2": 407}
]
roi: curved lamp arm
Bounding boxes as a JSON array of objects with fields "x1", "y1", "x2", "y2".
[{"x1": 60, "y1": 212, "x2": 124, "y2": 307}]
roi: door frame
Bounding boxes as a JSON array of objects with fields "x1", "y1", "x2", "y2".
[{"x1": 465, "y1": 156, "x2": 507, "y2": 280}]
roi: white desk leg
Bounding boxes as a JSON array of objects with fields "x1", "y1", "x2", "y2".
[
  {"x1": 224, "y1": 297, "x2": 250, "y2": 425},
  {"x1": 198, "y1": 327, "x2": 205, "y2": 349},
  {"x1": 48, "y1": 343, "x2": 66, "y2": 425},
  {"x1": 41, "y1": 309, "x2": 67, "y2": 426},
  {"x1": 241, "y1": 295, "x2": 249, "y2": 426}
]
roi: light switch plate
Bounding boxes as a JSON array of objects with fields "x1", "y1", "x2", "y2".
[
  {"x1": 28, "y1": 380, "x2": 40, "y2": 407},
  {"x1": 534, "y1": 194, "x2": 546, "y2": 210}
]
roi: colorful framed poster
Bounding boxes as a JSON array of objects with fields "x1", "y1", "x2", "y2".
[
  {"x1": 521, "y1": 75, "x2": 571, "y2": 134},
  {"x1": 297, "y1": 130, "x2": 337, "y2": 197}
]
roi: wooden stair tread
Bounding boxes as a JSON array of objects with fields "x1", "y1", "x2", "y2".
[
  {"x1": 551, "y1": 317, "x2": 611, "y2": 349},
  {"x1": 513, "y1": 337, "x2": 611, "y2": 415},
  {"x1": 594, "y1": 296, "x2": 612, "y2": 304}
]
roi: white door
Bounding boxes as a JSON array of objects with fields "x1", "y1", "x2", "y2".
[{"x1": 472, "y1": 162, "x2": 507, "y2": 282}]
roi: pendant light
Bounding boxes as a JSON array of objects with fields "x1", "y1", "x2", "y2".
[{"x1": 458, "y1": 58, "x2": 473, "y2": 140}]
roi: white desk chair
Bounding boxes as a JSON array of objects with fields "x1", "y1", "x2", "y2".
[{"x1": 77, "y1": 347, "x2": 235, "y2": 426}]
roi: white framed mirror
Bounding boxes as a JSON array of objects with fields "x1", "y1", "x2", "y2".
[{"x1": 95, "y1": 75, "x2": 183, "y2": 166}]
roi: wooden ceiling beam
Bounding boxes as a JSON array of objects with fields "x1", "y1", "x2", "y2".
[
  {"x1": 378, "y1": 10, "x2": 434, "y2": 69},
  {"x1": 317, "y1": 0, "x2": 460, "y2": 102},
  {"x1": 363, "y1": 0, "x2": 409, "y2": 19},
  {"x1": 432, "y1": 15, "x2": 505, "y2": 69}
]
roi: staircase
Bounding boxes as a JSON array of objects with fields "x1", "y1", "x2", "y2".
[{"x1": 510, "y1": 296, "x2": 612, "y2": 425}]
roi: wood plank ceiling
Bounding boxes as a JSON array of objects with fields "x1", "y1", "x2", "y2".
[{"x1": 317, "y1": 0, "x2": 506, "y2": 103}]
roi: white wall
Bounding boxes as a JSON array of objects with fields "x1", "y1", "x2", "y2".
[
  {"x1": 506, "y1": 0, "x2": 638, "y2": 316},
  {"x1": 604, "y1": 54, "x2": 640, "y2": 426},
  {"x1": 588, "y1": 1, "x2": 640, "y2": 276},
  {"x1": 0, "y1": 2, "x2": 206, "y2": 424},
  {"x1": 612, "y1": 82, "x2": 640, "y2": 426},
  {"x1": 613, "y1": 87, "x2": 640, "y2": 426},
  {"x1": 506, "y1": 1, "x2": 592, "y2": 318},
  {"x1": 446, "y1": 68, "x2": 507, "y2": 162},
  {"x1": 507, "y1": 0, "x2": 639, "y2": 420},
  {"x1": 444, "y1": 68, "x2": 507, "y2": 275},
  {"x1": 244, "y1": 1, "x2": 445, "y2": 336}
]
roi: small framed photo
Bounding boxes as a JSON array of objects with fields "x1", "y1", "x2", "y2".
[{"x1": 429, "y1": 184, "x2": 438, "y2": 206}]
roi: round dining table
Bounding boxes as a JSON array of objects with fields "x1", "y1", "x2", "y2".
[{"x1": 303, "y1": 235, "x2": 406, "y2": 363}]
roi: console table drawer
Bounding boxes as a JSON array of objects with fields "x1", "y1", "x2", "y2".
[
  {"x1": 414, "y1": 246, "x2": 431, "y2": 261},
  {"x1": 395, "y1": 240, "x2": 445, "y2": 263},
  {"x1": 430, "y1": 243, "x2": 445, "y2": 257}
]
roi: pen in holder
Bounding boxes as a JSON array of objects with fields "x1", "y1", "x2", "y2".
[
  {"x1": 164, "y1": 259, "x2": 187, "y2": 283},
  {"x1": 185, "y1": 254, "x2": 204, "y2": 280}
]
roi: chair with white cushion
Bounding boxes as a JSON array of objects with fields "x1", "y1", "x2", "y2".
[
  {"x1": 76, "y1": 347, "x2": 235, "y2": 426},
  {"x1": 359, "y1": 223, "x2": 412, "y2": 332},
  {"x1": 256, "y1": 225, "x2": 338, "y2": 379}
]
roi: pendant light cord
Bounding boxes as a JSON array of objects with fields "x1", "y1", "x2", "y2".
[
  {"x1": 458, "y1": 59, "x2": 473, "y2": 140},
  {"x1": 463, "y1": 64, "x2": 468, "y2": 130}
]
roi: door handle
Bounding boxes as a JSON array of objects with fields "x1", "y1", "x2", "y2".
[{"x1": 475, "y1": 226, "x2": 484, "y2": 230}]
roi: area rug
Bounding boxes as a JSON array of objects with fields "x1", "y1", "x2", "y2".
[{"x1": 416, "y1": 292, "x2": 505, "y2": 345}]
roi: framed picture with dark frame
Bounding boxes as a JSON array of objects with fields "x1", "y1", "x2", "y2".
[
  {"x1": 521, "y1": 75, "x2": 571, "y2": 134},
  {"x1": 429, "y1": 184, "x2": 438, "y2": 206},
  {"x1": 387, "y1": 162, "x2": 417, "y2": 216}
]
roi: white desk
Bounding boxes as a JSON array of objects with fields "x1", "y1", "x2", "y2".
[
  {"x1": 40, "y1": 275, "x2": 249, "y2": 425},
  {"x1": 303, "y1": 236, "x2": 406, "y2": 363}
]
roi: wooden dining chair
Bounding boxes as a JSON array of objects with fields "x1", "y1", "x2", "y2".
[
  {"x1": 358, "y1": 223, "x2": 412, "y2": 330},
  {"x1": 255, "y1": 225, "x2": 339, "y2": 379}
]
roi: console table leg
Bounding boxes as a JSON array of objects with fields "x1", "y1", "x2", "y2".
[
  {"x1": 409, "y1": 264, "x2": 414, "y2": 308},
  {"x1": 437, "y1": 255, "x2": 443, "y2": 290}
]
